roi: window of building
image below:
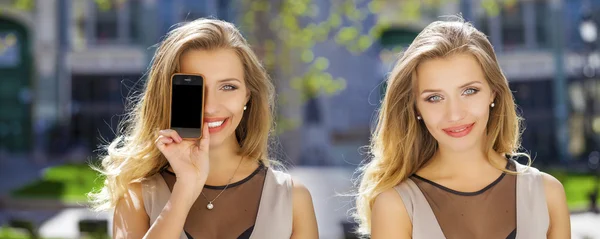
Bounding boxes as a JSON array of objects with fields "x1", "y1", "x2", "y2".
[
  {"x1": 501, "y1": 2, "x2": 525, "y2": 50},
  {"x1": 0, "y1": 31, "x2": 20, "y2": 67},
  {"x1": 70, "y1": 74, "x2": 141, "y2": 149},
  {"x1": 129, "y1": 0, "x2": 142, "y2": 43},
  {"x1": 534, "y1": 0, "x2": 549, "y2": 49},
  {"x1": 94, "y1": 0, "x2": 119, "y2": 43}
]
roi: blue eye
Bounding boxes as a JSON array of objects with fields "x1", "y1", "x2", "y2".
[
  {"x1": 222, "y1": 85, "x2": 238, "y2": 91},
  {"x1": 427, "y1": 95, "x2": 443, "y2": 103},
  {"x1": 463, "y1": 88, "x2": 479, "y2": 95}
]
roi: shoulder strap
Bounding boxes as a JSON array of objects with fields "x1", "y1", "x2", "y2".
[
  {"x1": 394, "y1": 178, "x2": 445, "y2": 239},
  {"x1": 514, "y1": 162, "x2": 549, "y2": 239},
  {"x1": 250, "y1": 168, "x2": 293, "y2": 239},
  {"x1": 141, "y1": 173, "x2": 187, "y2": 239}
]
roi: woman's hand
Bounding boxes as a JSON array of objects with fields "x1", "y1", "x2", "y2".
[{"x1": 155, "y1": 124, "x2": 210, "y2": 197}]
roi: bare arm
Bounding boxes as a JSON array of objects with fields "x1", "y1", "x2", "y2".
[
  {"x1": 290, "y1": 180, "x2": 319, "y2": 239},
  {"x1": 542, "y1": 173, "x2": 571, "y2": 239},
  {"x1": 143, "y1": 181, "x2": 201, "y2": 239},
  {"x1": 371, "y1": 188, "x2": 412, "y2": 239},
  {"x1": 112, "y1": 180, "x2": 203, "y2": 239},
  {"x1": 112, "y1": 126, "x2": 210, "y2": 239},
  {"x1": 112, "y1": 182, "x2": 149, "y2": 239}
]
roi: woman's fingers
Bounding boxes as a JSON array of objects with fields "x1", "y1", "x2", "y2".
[
  {"x1": 155, "y1": 129, "x2": 185, "y2": 151},
  {"x1": 198, "y1": 123, "x2": 210, "y2": 152},
  {"x1": 154, "y1": 135, "x2": 174, "y2": 150},
  {"x1": 158, "y1": 129, "x2": 183, "y2": 143}
]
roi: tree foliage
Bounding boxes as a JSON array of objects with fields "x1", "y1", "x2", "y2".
[{"x1": 2, "y1": 0, "x2": 521, "y2": 134}]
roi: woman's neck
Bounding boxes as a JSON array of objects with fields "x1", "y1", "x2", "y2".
[
  {"x1": 208, "y1": 136, "x2": 244, "y2": 173},
  {"x1": 423, "y1": 145, "x2": 505, "y2": 180}
]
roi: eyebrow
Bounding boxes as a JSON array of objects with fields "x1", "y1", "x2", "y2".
[
  {"x1": 420, "y1": 80, "x2": 482, "y2": 95},
  {"x1": 217, "y1": 78, "x2": 242, "y2": 83}
]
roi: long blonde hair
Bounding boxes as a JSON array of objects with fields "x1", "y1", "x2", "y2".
[
  {"x1": 355, "y1": 19, "x2": 527, "y2": 234},
  {"x1": 89, "y1": 18, "x2": 275, "y2": 211}
]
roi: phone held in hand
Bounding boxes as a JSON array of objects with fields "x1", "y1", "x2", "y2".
[{"x1": 169, "y1": 73, "x2": 205, "y2": 139}]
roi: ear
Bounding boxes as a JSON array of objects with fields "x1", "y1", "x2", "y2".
[
  {"x1": 490, "y1": 91, "x2": 496, "y2": 104},
  {"x1": 245, "y1": 89, "x2": 251, "y2": 105},
  {"x1": 414, "y1": 105, "x2": 421, "y2": 118}
]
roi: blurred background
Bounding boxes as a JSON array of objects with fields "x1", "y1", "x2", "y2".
[{"x1": 0, "y1": 0, "x2": 599, "y2": 238}]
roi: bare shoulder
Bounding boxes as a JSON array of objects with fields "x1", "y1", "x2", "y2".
[
  {"x1": 116, "y1": 181, "x2": 145, "y2": 211},
  {"x1": 371, "y1": 187, "x2": 411, "y2": 238},
  {"x1": 373, "y1": 188, "x2": 405, "y2": 211},
  {"x1": 540, "y1": 172, "x2": 571, "y2": 238},
  {"x1": 540, "y1": 172, "x2": 566, "y2": 199},
  {"x1": 290, "y1": 179, "x2": 318, "y2": 239},
  {"x1": 113, "y1": 181, "x2": 149, "y2": 238},
  {"x1": 291, "y1": 179, "x2": 312, "y2": 200}
]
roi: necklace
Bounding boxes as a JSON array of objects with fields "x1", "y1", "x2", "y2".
[{"x1": 200, "y1": 156, "x2": 243, "y2": 210}]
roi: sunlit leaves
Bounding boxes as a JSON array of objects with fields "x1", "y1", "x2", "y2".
[
  {"x1": 301, "y1": 50, "x2": 315, "y2": 63},
  {"x1": 482, "y1": 0, "x2": 500, "y2": 17},
  {"x1": 235, "y1": 0, "x2": 515, "y2": 133},
  {"x1": 11, "y1": 0, "x2": 34, "y2": 11},
  {"x1": 335, "y1": 27, "x2": 359, "y2": 45},
  {"x1": 314, "y1": 57, "x2": 329, "y2": 71}
]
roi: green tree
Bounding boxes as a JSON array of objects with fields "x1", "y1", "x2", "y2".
[
  {"x1": 4, "y1": 0, "x2": 518, "y2": 133},
  {"x1": 236, "y1": 0, "x2": 464, "y2": 133}
]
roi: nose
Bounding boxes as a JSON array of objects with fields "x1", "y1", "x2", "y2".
[
  {"x1": 445, "y1": 98, "x2": 466, "y2": 122},
  {"x1": 203, "y1": 87, "x2": 218, "y2": 116}
]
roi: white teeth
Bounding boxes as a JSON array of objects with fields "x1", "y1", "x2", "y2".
[
  {"x1": 450, "y1": 126, "x2": 469, "y2": 133},
  {"x1": 452, "y1": 128, "x2": 466, "y2": 133},
  {"x1": 207, "y1": 120, "x2": 224, "y2": 128}
]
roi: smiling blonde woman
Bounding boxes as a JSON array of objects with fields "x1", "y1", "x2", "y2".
[
  {"x1": 356, "y1": 19, "x2": 570, "y2": 239},
  {"x1": 89, "y1": 18, "x2": 318, "y2": 239}
]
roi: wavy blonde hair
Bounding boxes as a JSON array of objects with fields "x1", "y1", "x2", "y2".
[
  {"x1": 355, "y1": 19, "x2": 528, "y2": 235},
  {"x1": 89, "y1": 18, "x2": 275, "y2": 211}
]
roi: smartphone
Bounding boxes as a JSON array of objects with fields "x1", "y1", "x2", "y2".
[{"x1": 169, "y1": 73, "x2": 205, "y2": 139}]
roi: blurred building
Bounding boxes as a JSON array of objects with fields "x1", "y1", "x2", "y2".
[
  {"x1": 0, "y1": 0, "x2": 51, "y2": 156},
  {"x1": 2, "y1": 0, "x2": 600, "y2": 167},
  {"x1": 0, "y1": 0, "x2": 234, "y2": 160},
  {"x1": 66, "y1": 0, "x2": 236, "y2": 158},
  {"x1": 293, "y1": 0, "x2": 574, "y2": 167},
  {"x1": 372, "y1": 0, "x2": 600, "y2": 165}
]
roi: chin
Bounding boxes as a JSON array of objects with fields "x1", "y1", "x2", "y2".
[
  {"x1": 443, "y1": 141, "x2": 478, "y2": 152},
  {"x1": 208, "y1": 132, "x2": 238, "y2": 148},
  {"x1": 438, "y1": 133, "x2": 485, "y2": 153},
  {"x1": 208, "y1": 136, "x2": 226, "y2": 147}
]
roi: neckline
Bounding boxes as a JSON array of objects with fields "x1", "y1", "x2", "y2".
[
  {"x1": 411, "y1": 160, "x2": 512, "y2": 196},
  {"x1": 163, "y1": 161, "x2": 265, "y2": 190}
]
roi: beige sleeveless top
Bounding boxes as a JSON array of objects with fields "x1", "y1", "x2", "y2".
[
  {"x1": 394, "y1": 160, "x2": 549, "y2": 239},
  {"x1": 141, "y1": 168, "x2": 293, "y2": 239}
]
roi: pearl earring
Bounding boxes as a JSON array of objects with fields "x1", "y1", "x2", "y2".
[
  {"x1": 417, "y1": 116, "x2": 422, "y2": 120},
  {"x1": 491, "y1": 102, "x2": 495, "y2": 108},
  {"x1": 244, "y1": 105, "x2": 247, "y2": 111}
]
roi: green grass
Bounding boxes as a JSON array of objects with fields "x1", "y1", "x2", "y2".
[
  {"x1": 8, "y1": 162, "x2": 600, "y2": 210},
  {"x1": 0, "y1": 226, "x2": 29, "y2": 239},
  {"x1": 10, "y1": 163, "x2": 104, "y2": 202},
  {"x1": 546, "y1": 170, "x2": 600, "y2": 210}
]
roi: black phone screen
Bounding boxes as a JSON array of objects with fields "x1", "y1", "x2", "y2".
[{"x1": 171, "y1": 76, "x2": 203, "y2": 129}]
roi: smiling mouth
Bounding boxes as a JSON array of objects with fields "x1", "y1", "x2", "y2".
[
  {"x1": 443, "y1": 123, "x2": 474, "y2": 132},
  {"x1": 448, "y1": 126, "x2": 469, "y2": 133},
  {"x1": 207, "y1": 120, "x2": 225, "y2": 128}
]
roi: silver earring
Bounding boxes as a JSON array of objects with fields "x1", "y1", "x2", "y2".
[
  {"x1": 491, "y1": 102, "x2": 495, "y2": 108},
  {"x1": 417, "y1": 116, "x2": 422, "y2": 120},
  {"x1": 244, "y1": 105, "x2": 247, "y2": 111}
]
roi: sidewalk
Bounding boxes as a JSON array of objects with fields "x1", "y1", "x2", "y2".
[{"x1": 572, "y1": 211, "x2": 600, "y2": 238}]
